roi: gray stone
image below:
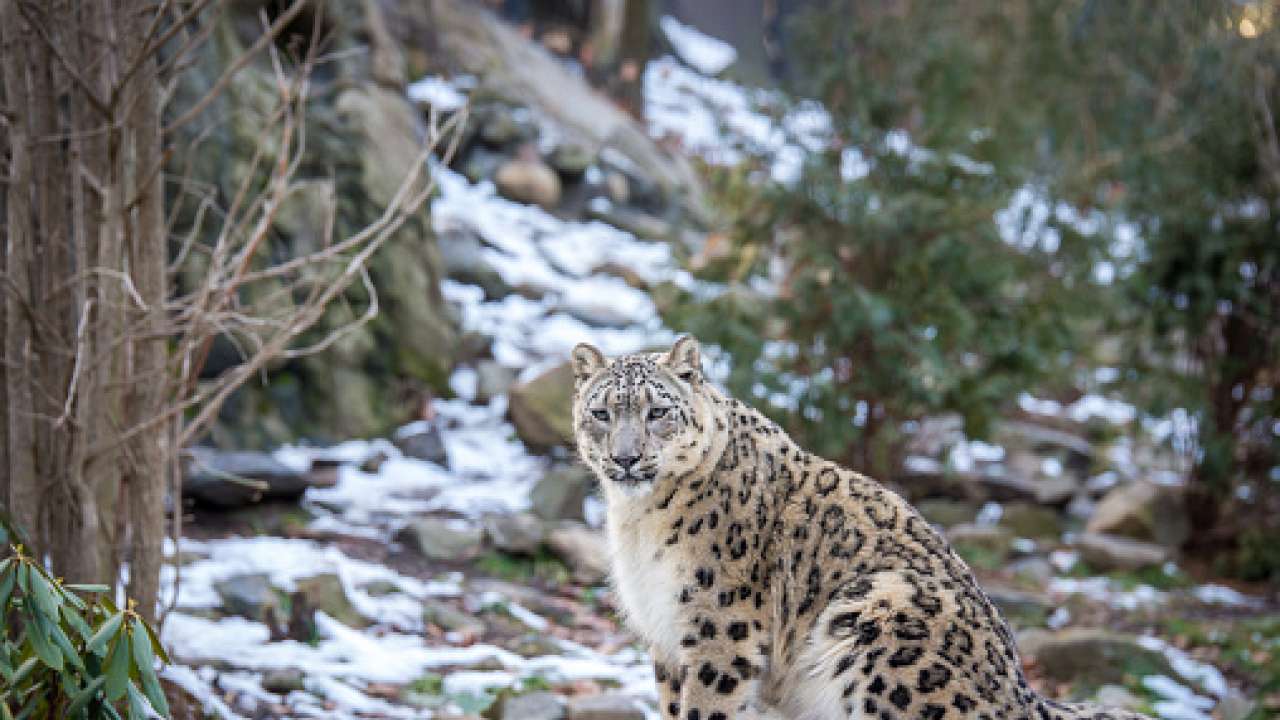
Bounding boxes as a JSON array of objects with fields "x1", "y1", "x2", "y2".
[
  {"x1": 400, "y1": 518, "x2": 484, "y2": 562},
  {"x1": 999, "y1": 502, "x2": 1064, "y2": 541},
  {"x1": 1006, "y1": 557, "x2": 1054, "y2": 586},
  {"x1": 1093, "y1": 685, "x2": 1145, "y2": 713},
  {"x1": 530, "y1": 466, "x2": 594, "y2": 522},
  {"x1": 915, "y1": 499, "x2": 978, "y2": 528},
  {"x1": 289, "y1": 573, "x2": 368, "y2": 632},
  {"x1": 475, "y1": 361, "x2": 517, "y2": 404},
  {"x1": 566, "y1": 693, "x2": 646, "y2": 720},
  {"x1": 437, "y1": 225, "x2": 510, "y2": 301},
  {"x1": 979, "y1": 471, "x2": 1078, "y2": 507},
  {"x1": 483, "y1": 512, "x2": 546, "y2": 555},
  {"x1": 508, "y1": 362, "x2": 575, "y2": 449},
  {"x1": 550, "y1": 141, "x2": 597, "y2": 176},
  {"x1": 495, "y1": 159, "x2": 562, "y2": 209},
  {"x1": 393, "y1": 422, "x2": 449, "y2": 466},
  {"x1": 984, "y1": 586, "x2": 1050, "y2": 628},
  {"x1": 214, "y1": 574, "x2": 284, "y2": 629},
  {"x1": 422, "y1": 598, "x2": 486, "y2": 638},
  {"x1": 460, "y1": 146, "x2": 509, "y2": 184},
  {"x1": 502, "y1": 691, "x2": 567, "y2": 720},
  {"x1": 479, "y1": 106, "x2": 535, "y2": 146},
  {"x1": 1075, "y1": 532, "x2": 1170, "y2": 571},
  {"x1": 1086, "y1": 481, "x2": 1189, "y2": 549},
  {"x1": 584, "y1": 200, "x2": 672, "y2": 242},
  {"x1": 184, "y1": 448, "x2": 312, "y2": 508},
  {"x1": 547, "y1": 524, "x2": 610, "y2": 584},
  {"x1": 1018, "y1": 627, "x2": 1174, "y2": 689},
  {"x1": 261, "y1": 667, "x2": 306, "y2": 694}
]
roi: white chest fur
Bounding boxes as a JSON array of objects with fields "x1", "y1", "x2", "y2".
[{"x1": 606, "y1": 504, "x2": 686, "y2": 664}]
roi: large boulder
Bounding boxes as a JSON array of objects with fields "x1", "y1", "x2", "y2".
[
  {"x1": 482, "y1": 512, "x2": 546, "y2": 555},
  {"x1": 566, "y1": 693, "x2": 647, "y2": 720},
  {"x1": 1086, "y1": 481, "x2": 1189, "y2": 549},
  {"x1": 502, "y1": 692, "x2": 567, "y2": 720},
  {"x1": 183, "y1": 448, "x2": 312, "y2": 508},
  {"x1": 214, "y1": 574, "x2": 285, "y2": 631},
  {"x1": 508, "y1": 362, "x2": 575, "y2": 449},
  {"x1": 1018, "y1": 628, "x2": 1175, "y2": 689},
  {"x1": 288, "y1": 573, "x2": 369, "y2": 637}
]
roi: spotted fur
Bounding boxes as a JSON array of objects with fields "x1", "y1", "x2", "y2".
[{"x1": 571, "y1": 337, "x2": 1151, "y2": 720}]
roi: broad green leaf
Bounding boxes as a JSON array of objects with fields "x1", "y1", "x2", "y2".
[
  {"x1": 64, "y1": 674, "x2": 107, "y2": 719},
  {"x1": 23, "y1": 607, "x2": 63, "y2": 672},
  {"x1": 1, "y1": 697, "x2": 12, "y2": 720},
  {"x1": 102, "y1": 700, "x2": 122, "y2": 720},
  {"x1": 103, "y1": 632, "x2": 131, "y2": 702},
  {"x1": 0, "y1": 651, "x2": 12, "y2": 684},
  {"x1": 46, "y1": 616, "x2": 84, "y2": 672},
  {"x1": 125, "y1": 682, "x2": 148, "y2": 720},
  {"x1": 140, "y1": 619, "x2": 170, "y2": 664},
  {"x1": 26, "y1": 571, "x2": 61, "y2": 620},
  {"x1": 15, "y1": 564, "x2": 29, "y2": 595},
  {"x1": 61, "y1": 604, "x2": 94, "y2": 643},
  {"x1": 87, "y1": 612, "x2": 124, "y2": 656},
  {"x1": 12, "y1": 692, "x2": 41, "y2": 720},
  {"x1": 129, "y1": 618, "x2": 168, "y2": 716}
]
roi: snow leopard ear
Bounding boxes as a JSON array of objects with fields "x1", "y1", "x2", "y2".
[
  {"x1": 571, "y1": 343, "x2": 607, "y2": 384},
  {"x1": 664, "y1": 335, "x2": 703, "y2": 384}
]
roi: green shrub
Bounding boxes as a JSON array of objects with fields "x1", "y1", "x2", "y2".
[{"x1": 0, "y1": 520, "x2": 170, "y2": 719}]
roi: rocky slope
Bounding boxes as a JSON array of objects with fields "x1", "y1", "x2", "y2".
[{"x1": 161, "y1": 3, "x2": 1276, "y2": 719}]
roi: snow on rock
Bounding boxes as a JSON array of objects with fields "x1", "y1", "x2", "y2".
[
  {"x1": 659, "y1": 16, "x2": 737, "y2": 75},
  {"x1": 406, "y1": 75, "x2": 468, "y2": 111}
]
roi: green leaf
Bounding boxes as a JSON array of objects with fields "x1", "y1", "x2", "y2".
[
  {"x1": 125, "y1": 682, "x2": 148, "y2": 720},
  {"x1": 26, "y1": 571, "x2": 61, "y2": 620},
  {"x1": 23, "y1": 607, "x2": 63, "y2": 672},
  {"x1": 15, "y1": 564, "x2": 29, "y2": 595},
  {"x1": 61, "y1": 604, "x2": 94, "y2": 643},
  {"x1": 0, "y1": 651, "x2": 12, "y2": 684},
  {"x1": 64, "y1": 674, "x2": 107, "y2": 719},
  {"x1": 103, "y1": 631, "x2": 131, "y2": 702},
  {"x1": 87, "y1": 612, "x2": 124, "y2": 656},
  {"x1": 129, "y1": 618, "x2": 168, "y2": 716},
  {"x1": 64, "y1": 584, "x2": 109, "y2": 594},
  {"x1": 140, "y1": 618, "x2": 170, "y2": 664},
  {"x1": 0, "y1": 565, "x2": 14, "y2": 611},
  {"x1": 46, "y1": 615, "x2": 84, "y2": 672},
  {"x1": 9, "y1": 656, "x2": 38, "y2": 687}
]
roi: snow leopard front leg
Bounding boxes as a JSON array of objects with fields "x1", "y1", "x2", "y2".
[{"x1": 666, "y1": 612, "x2": 779, "y2": 720}]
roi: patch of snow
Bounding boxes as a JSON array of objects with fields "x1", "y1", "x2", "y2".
[
  {"x1": 1191, "y1": 584, "x2": 1264, "y2": 608},
  {"x1": 406, "y1": 76, "x2": 467, "y2": 112},
  {"x1": 1048, "y1": 577, "x2": 1167, "y2": 610},
  {"x1": 659, "y1": 16, "x2": 737, "y2": 75},
  {"x1": 1142, "y1": 675, "x2": 1215, "y2": 720}
]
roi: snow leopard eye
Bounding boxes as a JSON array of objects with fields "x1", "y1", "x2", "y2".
[
  {"x1": 647, "y1": 407, "x2": 669, "y2": 421},
  {"x1": 591, "y1": 409, "x2": 610, "y2": 422}
]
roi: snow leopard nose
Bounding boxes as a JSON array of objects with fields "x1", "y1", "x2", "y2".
[{"x1": 612, "y1": 454, "x2": 640, "y2": 470}]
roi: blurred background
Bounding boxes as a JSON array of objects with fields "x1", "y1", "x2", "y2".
[{"x1": 1, "y1": 0, "x2": 1277, "y2": 718}]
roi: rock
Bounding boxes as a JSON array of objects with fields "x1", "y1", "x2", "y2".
[
  {"x1": 1006, "y1": 557, "x2": 1054, "y2": 587},
  {"x1": 334, "y1": 85, "x2": 429, "y2": 209},
  {"x1": 393, "y1": 422, "x2": 449, "y2": 465},
  {"x1": 1018, "y1": 627, "x2": 1174, "y2": 689},
  {"x1": 999, "y1": 502, "x2": 1064, "y2": 541},
  {"x1": 984, "y1": 586, "x2": 1050, "y2": 628},
  {"x1": 184, "y1": 448, "x2": 312, "y2": 508},
  {"x1": 419, "y1": 0, "x2": 708, "y2": 216},
  {"x1": 508, "y1": 362, "x2": 575, "y2": 449},
  {"x1": 1086, "y1": 481, "x2": 1189, "y2": 549},
  {"x1": 289, "y1": 573, "x2": 368, "y2": 631},
  {"x1": 460, "y1": 146, "x2": 508, "y2": 184},
  {"x1": 422, "y1": 598, "x2": 486, "y2": 638},
  {"x1": 502, "y1": 691, "x2": 567, "y2": 720},
  {"x1": 483, "y1": 512, "x2": 546, "y2": 555},
  {"x1": 530, "y1": 467, "x2": 594, "y2": 522},
  {"x1": 915, "y1": 499, "x2": 978, "y2": 528},
  {"x1": 566, "y1": 693, "x2": 646, "y2": 720},
  {"x1": 547, "y1": 524, "x2": 610, "y2": 584},
  {"x1": 214, "y1": 574, "x2": 285, "y2": 629},
  {"x1": 261, "y1": 668, "x2": 306, "y2": 694},
  {"x1": 437, "y1": 224, "x2": 510, "y2": 300},
  {"x1": 1074, "y1": 532, "x2": 1170, "y2": 571},
  {"x1": 363, "y1": 0, "x2": 406, "y2": 88},
  {"x1": 584, "y1": 199, "x2": 672, "y2": 242},
  {"x1": 947, "y1": 523, "x2": 1013, "y2": 554},
  {"x1": 495, "y1": 159, "x2": 562, "y2": 209},
  {"x1": 475, "y1": 361, "x2": 517, "y2": 404},
  {"x1": 603, "y1": 171, "x2": 629, "y2": 204},
  {"x1": 979, "y1": 471, "x2": 1078, "y2": 507},
  {"x1": 479, "y1": 106, "x2": 534, "y2": 146},
  {"x1": 550, "y1": 141, "x2": 597, "y2": 177},
  {"x1": 400, "y1": 518, "x2": 484, "y2": 562},
  {"x1": 997, "y1": 420, "x2": 1096, "y2": 464},
  {"x1": 1093, "y1": 685, "x2": 1146, "y2": 713}
]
